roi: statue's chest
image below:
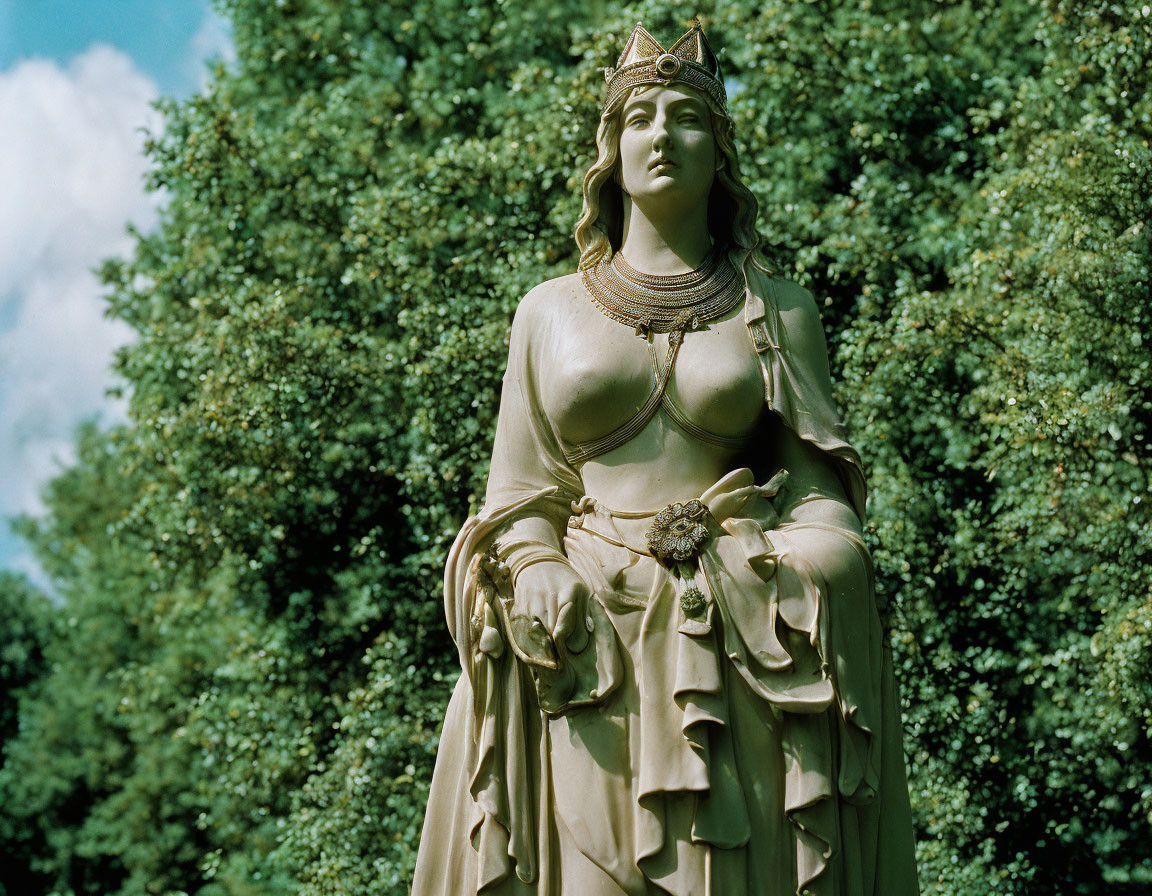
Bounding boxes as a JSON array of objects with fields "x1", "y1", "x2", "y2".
[{"x1": 542, "y1": 307, "x2": 764, "y2": 449}]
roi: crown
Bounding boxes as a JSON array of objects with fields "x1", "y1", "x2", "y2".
[{"x1": 602, "y1": 19, "x2": 726, "y2": 117}]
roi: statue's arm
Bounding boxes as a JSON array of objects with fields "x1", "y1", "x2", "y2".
[
  {"x1": 763, "y1": 284, "x2": 868, "y2": 582},
  {"x1": 483, "y1": 287, "x2": 576, "y2": 531},
  {"x1": 482, "y1": 286, "x2": 587, "y2": 640}
]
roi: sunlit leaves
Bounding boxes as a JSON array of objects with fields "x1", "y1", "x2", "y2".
[{"x1": 1, "y1": 1, "x2": 1149, "y2": 894}]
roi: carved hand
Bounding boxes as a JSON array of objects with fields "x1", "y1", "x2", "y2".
[{"x1": 514, "y1": 559, "x2": 591, "y2": 653}]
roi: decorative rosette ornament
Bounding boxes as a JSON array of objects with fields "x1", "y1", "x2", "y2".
[
  {"x1": 646, "y1": 499, "x2": 710, "y2": 563},
  {"x1": 679, "y1": 585, "x2": 706, "y2": 618}
]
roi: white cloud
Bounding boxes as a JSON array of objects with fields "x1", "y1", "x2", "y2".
[
  {"x1": 0, "y1": 44, "x2": 161, "y2": 583},
  {"x1": 185, "y1": 7, "x2": 235, "y2": 92}
]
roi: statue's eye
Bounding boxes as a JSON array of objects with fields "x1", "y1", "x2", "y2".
[{"x1": 626, "y1": 115, "x2": 650, "y2": 129}]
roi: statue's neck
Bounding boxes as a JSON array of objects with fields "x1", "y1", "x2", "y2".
[{"x1": 618, "y1": 195, "x2": 712, "y2": 275}]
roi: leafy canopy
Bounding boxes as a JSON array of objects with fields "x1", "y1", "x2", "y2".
[{"x1": 1, "y1": 1, "x2": 1149, "y2": 894}]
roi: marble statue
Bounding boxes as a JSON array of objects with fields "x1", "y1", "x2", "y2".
[{"x1": 412, "y1": 20, "x2": 920, "y2": 896}]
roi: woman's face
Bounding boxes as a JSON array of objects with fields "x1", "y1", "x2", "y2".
[{"x1": 617, "y1": 84, "x2": 716, "y2": 212}]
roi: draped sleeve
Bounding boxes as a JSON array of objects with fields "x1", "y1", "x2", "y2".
[
  {"x1": 739, "y1": 265, "x2": 920, "y2": 896},
  {"x1": 742, "y1": 264, "x2": 867, "y2": 521},
  {"x1": 422, "y1": 281, "x2": 597, "y2": 894},
  {"x1": 482, "y1": 285, "x2": 585, "y2": 530},
  {"x1": 444, "y1": 283, "x2": 587, "y2": 652}
]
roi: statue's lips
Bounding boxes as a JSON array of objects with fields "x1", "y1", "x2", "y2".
[{"x1": 648, "y1": 157, "x2": 677, "y2": 171}]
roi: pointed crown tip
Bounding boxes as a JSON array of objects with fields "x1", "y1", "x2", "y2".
[{"x1": 601, "y1": 19, "x2": 726, "y2": 116}]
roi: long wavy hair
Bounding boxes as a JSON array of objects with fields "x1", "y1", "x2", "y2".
[{"x1": 574, "y1": 85, "x2": 766, "y2": 274}]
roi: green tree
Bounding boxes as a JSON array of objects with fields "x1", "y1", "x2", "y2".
[
  {"x1": 0, "y1": 571, "x2": 54, "y2": 895},
  {"x1": 1, "y1": 1, "x2": 1148, "y2": 894}
]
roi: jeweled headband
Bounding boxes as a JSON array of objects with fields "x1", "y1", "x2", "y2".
[{"x1": 602, "y1": 20, "x2": 727, "y2": 118}]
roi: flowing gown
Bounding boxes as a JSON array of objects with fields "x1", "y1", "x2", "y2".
[{"x1": 411, "y1": 260, "x2": 920, "y2": 896}]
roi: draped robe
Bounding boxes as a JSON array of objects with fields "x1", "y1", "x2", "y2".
[{"x1": 411, "y1": 261, "x2": 920, "y2": 896}]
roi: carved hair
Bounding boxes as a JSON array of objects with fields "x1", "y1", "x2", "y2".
[{"x1": 574, "y1": 87, "x2": 764, "y2": 272}]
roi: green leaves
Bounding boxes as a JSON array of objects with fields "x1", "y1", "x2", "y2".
[{"x1": 1, "y1": 1, "x2": 1149, "y2": 894}]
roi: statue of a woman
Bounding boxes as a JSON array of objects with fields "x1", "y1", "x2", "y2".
[{"x1": 413, "y1": 21, "x2": 919, "y2": 896}]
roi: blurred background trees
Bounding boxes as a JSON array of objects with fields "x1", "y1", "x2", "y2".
[{"x1": 1, "y1": 0, "x2": 1149, "y2": 893}]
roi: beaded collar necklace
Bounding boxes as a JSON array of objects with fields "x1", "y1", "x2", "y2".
[{"x1": 582, "y1": 245, "x2": 745, "y2": 335}]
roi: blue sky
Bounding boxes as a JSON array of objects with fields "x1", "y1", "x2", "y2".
[
  {"x1": 0, "y1": 0, "x2": 232, "y2": 581},
  {"x1": 0, "y1": 0, "x2": 227, "y2": 97}
]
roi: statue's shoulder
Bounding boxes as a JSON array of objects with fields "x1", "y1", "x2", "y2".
[
  {"x1": 746, "y1": 268, "x2": 817, "y2": 318},
  {"x1": 515, "y1": 273, "x2": 586, "y2": 325},
  {"x1": 748, "y1": 270, "x2": 821, "y2": 333},
  {"x1": 521, "y1": 272, "x2": 583, "y2": 306},
  {"x1": 743, "y1": 268, "x2": 827, "y2": 363}
]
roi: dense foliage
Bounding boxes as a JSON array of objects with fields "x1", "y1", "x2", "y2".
[{"x1": 1, "y1": 1, "x2": 1149, "y2": 893}]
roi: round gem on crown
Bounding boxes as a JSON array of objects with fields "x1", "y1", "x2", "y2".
[{"x1": 655, "y1": 53, "x2": 681, "y2": 79}]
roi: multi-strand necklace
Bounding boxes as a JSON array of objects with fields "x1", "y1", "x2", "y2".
[{"x1": 582, "y1": 244, "x2": 745, "y2": 335}]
